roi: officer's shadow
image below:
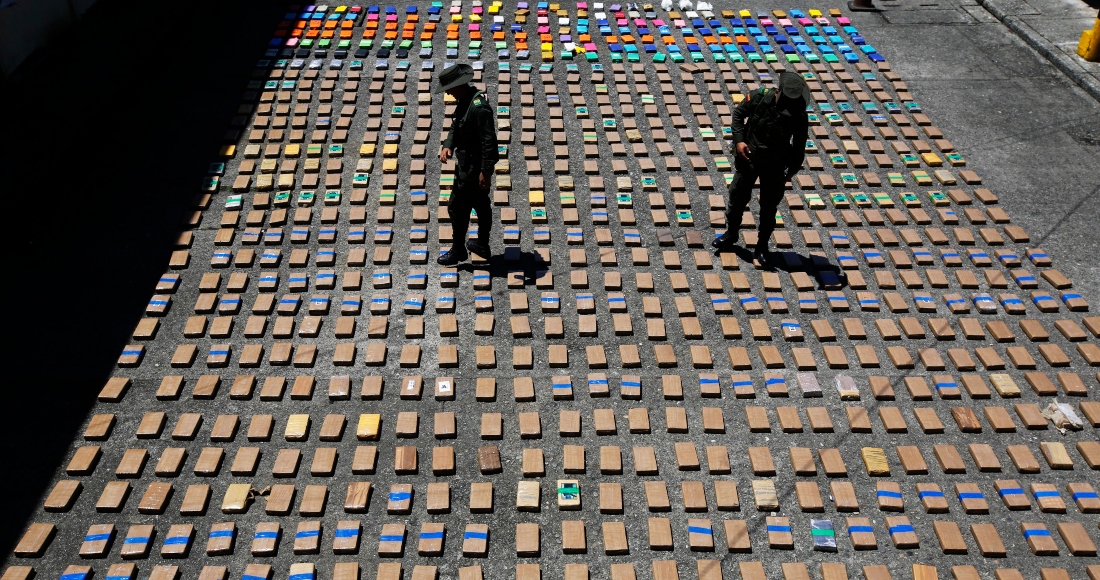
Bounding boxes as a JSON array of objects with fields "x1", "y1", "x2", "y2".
[
  {"x1": 454, "y1": 248, "x2": 551, "y2": 285},
  {"x1": 720, "y1": 246, "x2": 849, "y2": 291}
]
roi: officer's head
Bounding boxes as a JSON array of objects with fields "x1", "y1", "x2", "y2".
[
  {"x1": 436, "y1": 63, "x2": 476, "y2": 98},
  {"x1": 777, "y1": 71, "x2": 812, "y2": 113}
]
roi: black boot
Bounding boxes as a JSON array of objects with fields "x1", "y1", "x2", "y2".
[
  {"x1": 466, "y1": 239, "x2": 491, "y2": 259},
  {"x1": 753, "y1": 244, "x2": 772, "y2": 269},
  {"x1": 711, "y1": 231, "x2": 737, "y2": 250},
  {"x1": 437, "y1": 246, "x2": 468, "y2": 266}
]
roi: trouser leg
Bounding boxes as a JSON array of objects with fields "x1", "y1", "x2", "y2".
[
  {"x1": 448, "y1": 180, "x2": 473, "y2": 251},
  {"x1": 755, "y1": 168, "x2": 787, "y2": 249},
  {"x1": 724, "y1": 160, "x2": 758, "y2": 234},
  {"x1": 469, "y1": 183, "x2": 493, "y2": 244}
]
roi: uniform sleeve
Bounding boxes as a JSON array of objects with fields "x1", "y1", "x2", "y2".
[
  {"x1": 785, "y1": 110, "x2": 809, "y2": 174},
  {"x1": 442, "y1": 106, "x2": 457, "y2": 150},
  {"x1": 477, "y1": 105, "x2": 499, "y2": 175},
  {"x1": 441, "y1": 123, "x2": 454, "y2": 151},
  {"x1": 730, "y1": 95, "x2": 754, "y2": 146}
]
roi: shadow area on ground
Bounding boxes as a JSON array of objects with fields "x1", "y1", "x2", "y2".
[
  {"x1": 0, "y1": 0, "x2": 282, "y2": 556},
  {"x1": 720, "y1": 245, "x2": 850, "y2": 290},
  {"x1": 455, "y1": 249, "x2": 552, "y2": 285}
]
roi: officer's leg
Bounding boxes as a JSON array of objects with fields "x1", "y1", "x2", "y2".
[
  {"x1": 721, "y1": 159, "x2": 757, "y2": 241},
  {"x1": 471, "y1": 182, "x2": 493, "y2": 244},
  {"x1": 755, "y1": 167, "x2": 787, "y2": 250},
  {"x1": 448, "y1": 176, "x2": 474, "y2": 252}
]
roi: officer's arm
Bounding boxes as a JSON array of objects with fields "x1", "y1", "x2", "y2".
[
  {"x1": 442, "y1": 130, "x2": 454, "y2": 151},
  {"x1": 730, "y1": 96, "x2": 753, "y2": 146},
  {"x1": 786, "y1": 111, "x2": 809, "y2": 174},
  {"x1": 477, "y1": 106, "x2": 499, "y2": 175}
]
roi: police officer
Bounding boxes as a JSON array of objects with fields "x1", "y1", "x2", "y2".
[
  {"x1": 436, "y1": 63, "x2": 500, "y2": 266},
  {"x1": 712, "y1": 71, "x2": 811, "y2": 268}
]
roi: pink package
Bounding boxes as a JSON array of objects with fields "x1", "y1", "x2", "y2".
[
  {"x1": 778, "y1": 18, "x2": 792, "y2": 26},
  {"x1": 584, "y1": 42, "x2": 598, "y2": 50},
  {"x1": 469, "y1": 23, "x2": 480, "y2": 30},
  {"x1": 577, "y1": 1, "x2": 587, "y2": 7},
  {"x1": 797, "y1": 17, "x2": 812, "y2": 25},
  {"x1": 837, "y1": 17, "x2": 850, "y2": 24},
  {"x1": 538, "y1": 25, "x2": 550, "y2": 32},
  {"x1": 652, "y1": 18, "x2": 664, "y2": 25}
]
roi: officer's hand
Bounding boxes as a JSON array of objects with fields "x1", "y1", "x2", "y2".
[
  {"x1": 479, "y1": 171, "x2": 491, "y2": 189},
  {"x1": 736, "y1": 142, "x2": 751, "y2": 160},
  {"x1": 439, "y1": 148, "x2": 452, "y2": 163}
]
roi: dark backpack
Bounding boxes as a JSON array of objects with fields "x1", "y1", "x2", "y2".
[{"x1": 744, "y1": 87, "x2": 786, "y2": 149}]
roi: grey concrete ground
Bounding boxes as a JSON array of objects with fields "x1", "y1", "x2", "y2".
[
  {"x1": 976, "y1": 0, "x2": 1100, "y2": 99},
  {"x1": 856, "y1": 0, "x2": 1100, "y2": 290},
  {"x1": 2, "y1": 1, "x2": 1099, "y2": 580}
]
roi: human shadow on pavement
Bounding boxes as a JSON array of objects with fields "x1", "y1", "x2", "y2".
[
  {"x1": 456, "y1": 249, "x2": 552, "y2": 286},
  {"x1": 719, "y1": 245, "x2": 850, "y2": 290}
]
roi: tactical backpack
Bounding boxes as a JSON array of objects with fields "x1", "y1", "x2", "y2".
[{"x1": 743, "y1": 87, "x2": 786, "y2": 149}]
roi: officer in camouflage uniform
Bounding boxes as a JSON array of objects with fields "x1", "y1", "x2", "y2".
[
  {"x1": 436, "y1": 63, "x2": 500, "y2": 265},
  {"x1": 712, "y1": 71, "x2": 811, "y2": 268}
]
